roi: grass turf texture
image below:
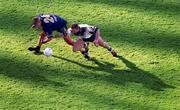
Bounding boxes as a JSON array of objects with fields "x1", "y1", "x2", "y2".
[{"x1": 0, "y1": 0, "x2": 180, "y2": 110}]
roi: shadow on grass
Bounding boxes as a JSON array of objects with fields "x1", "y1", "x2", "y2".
[
  {"x1": 0, "y1": 52, "x2": 176, "y2": 109},
  {"x1": 53, "y1": 55, "x2": 175, "y2": 91},
  {"x1": 0, "y1": 56, "x2": 66, "y2": 88},
  {"x1": 0, "y1": 56, "x2": 161, "y2": 109}
]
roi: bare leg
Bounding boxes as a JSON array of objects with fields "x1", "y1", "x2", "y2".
[
  {"x1": 28, "y1": 32, "x2": 46, "y2": 52},
  {"x1": 94, "y1": 30, "x2": 110, "y2": 49},
  {"x1": 94, "y1": 30, "x2": 117, "y2": 57},
  {"x1": 37, "y1": 32, "x2": 46, "y2": 48}
]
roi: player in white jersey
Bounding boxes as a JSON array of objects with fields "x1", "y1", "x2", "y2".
[{"x1": 67, "y1": 23, "x2": 117, "y2": 59}]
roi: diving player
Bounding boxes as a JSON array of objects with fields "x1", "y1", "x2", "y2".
[{"x1": 68, "y1": 23, "x2": 117, "y2": 58}]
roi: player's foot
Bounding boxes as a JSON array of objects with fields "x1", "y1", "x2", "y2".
[
  {"x1": 111, "y1": 50, "x2": 117, "y2": 57},
  {"x1": 84, "y1": 54, "x2": 90, "y2": 60},
  {"x1": 28, "y1": 46, "x2": 40, "y2": 53},
  {"x1": 81, "y1": 51, "x2": 90, "y2": 60}
]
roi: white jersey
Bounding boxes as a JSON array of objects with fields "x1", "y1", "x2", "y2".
[{"x1": 67, "y1": 24, "x2": 97, "y2": 39}]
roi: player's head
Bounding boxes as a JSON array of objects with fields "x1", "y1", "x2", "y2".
[
  {"x1": 71, "y1": 23, "x2": 80, "y2": 34},
  {"x1": 31, "y1": 17, "x2": 42, "y2": 29}
]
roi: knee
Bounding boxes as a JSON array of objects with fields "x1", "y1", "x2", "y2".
[
  {"x1": 40, "y1": 32, "x2": 46, "y2": 38},
  {"x1": 103, "y1": 42, "x2": 109, "y2": 47},
  {"x1": 72, "y1": 46, "x2": 80, "y2": 52},
  {"x1": 100, "y1": 41, "x2": 108, "y2": 48}
]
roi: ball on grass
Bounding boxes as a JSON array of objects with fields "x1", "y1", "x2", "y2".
[{"x1": 44, "y1": 47, "x2": 52, "y2": 57}]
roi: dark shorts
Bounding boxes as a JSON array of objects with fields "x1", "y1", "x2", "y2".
[{"x1": 82, "y1": 28, "x2": 98, "y2": 42}]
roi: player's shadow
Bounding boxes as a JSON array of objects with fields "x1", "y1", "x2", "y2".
[
  {"x1": 116, "y1": 55, "x2": 175, "y2": 90},
  {"x1": 53, "y1": 55, "x2": 174, "y2": 91}
]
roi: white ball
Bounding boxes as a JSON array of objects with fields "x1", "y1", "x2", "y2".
[{"x1": 44, "y1": 47, "x2": 53, "y2": 57}]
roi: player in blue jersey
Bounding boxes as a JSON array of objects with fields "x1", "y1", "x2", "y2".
[
  {"x1": 28, "y1": 14, "x2": 74, "y2": 52},
  {"x1": 28, "y1": 14, "x2": 90, "y2": 59}
]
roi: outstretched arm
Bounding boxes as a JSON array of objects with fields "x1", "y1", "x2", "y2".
[{"x1": 62, "y1": 35, "x2": 74, "y2": 46}]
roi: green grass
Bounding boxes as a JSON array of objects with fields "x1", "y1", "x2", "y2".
[{"x1": 0, "y1": 0, "x2": 180, "y2": 109}]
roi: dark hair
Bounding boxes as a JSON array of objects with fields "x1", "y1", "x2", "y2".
[
  {"x1": 31, "y1": 17, "x2": 40, "y2": 28},
  {"x1": 71, "y1": 23, "x2": 79, "y2": 29}
]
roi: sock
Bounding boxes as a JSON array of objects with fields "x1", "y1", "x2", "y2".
[{"x1": 107, "y1": 47, "x2": 112, "y2": 52}]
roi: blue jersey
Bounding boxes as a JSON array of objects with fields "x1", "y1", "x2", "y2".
[{"x1": 39, "y1": 14, "x2": 67, "y2": 38}]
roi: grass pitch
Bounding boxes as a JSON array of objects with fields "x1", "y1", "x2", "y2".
[{"x1": 0, "y1": 0, "x2": 179, "y2": 110}]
